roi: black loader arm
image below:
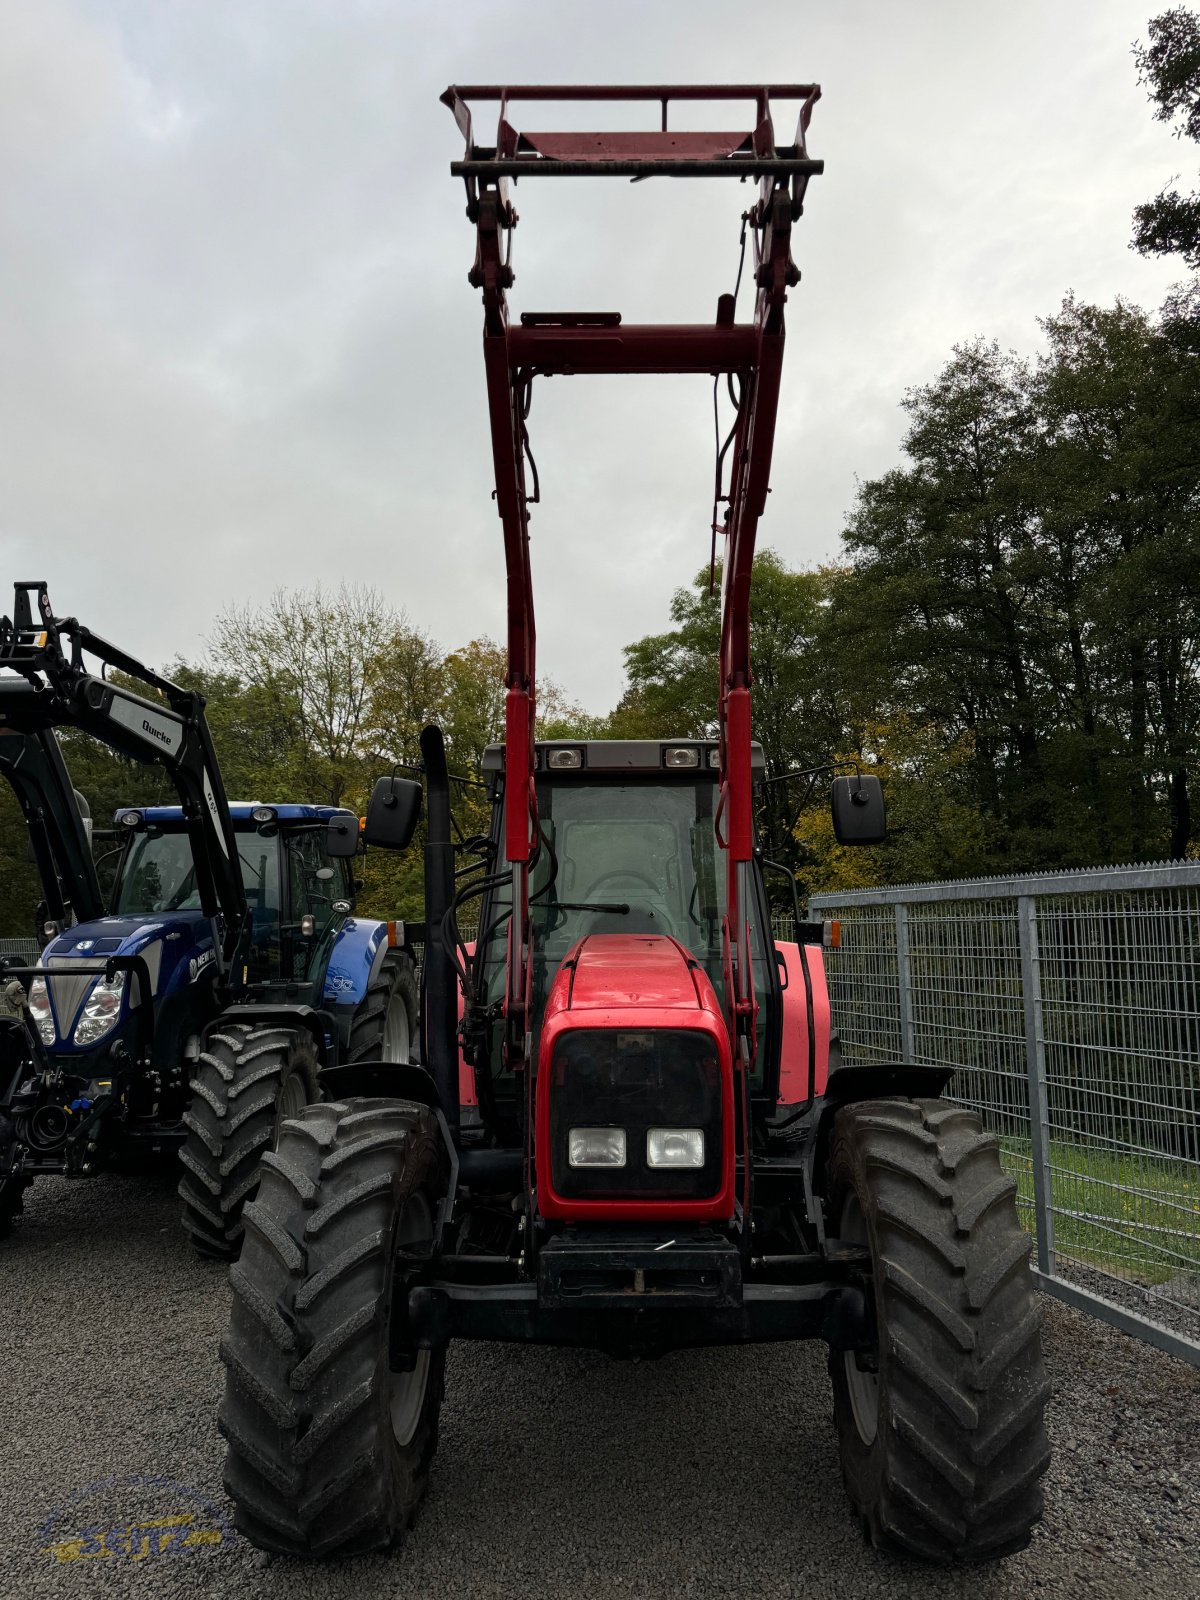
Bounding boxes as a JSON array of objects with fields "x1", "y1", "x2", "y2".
[
  {"x1": 0, "y1": 712, "x2": 104, "y2": 930},
  {"x1": 0, "y1": 582, "x2": 250, "y2": 984}
]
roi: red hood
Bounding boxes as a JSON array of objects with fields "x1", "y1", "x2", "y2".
[{"x1": 563, "y1": 934, "x2": 706, "y2": 1012}]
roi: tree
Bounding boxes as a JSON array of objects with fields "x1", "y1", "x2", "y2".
[
  {"x1": 833, "y1": 341, "x2": 1052, "y2": 862},
  {"x1": 832, "y1": 309, "x2": 1200, "y2": 870},
  {"x1": 608, "y1": 550, "x2": 844, "y2": 861},
  {"x1": 793, "y1": 715, "x2": 989, "y2": 899},
  {"x1": 1030, "y1": 296, "x2": 1200, "y2": 858},
  {"x1": 1133, "y1": 8, "x2": 1200, "y2": 271},
  {"x1": 208, "y1": 584, "x2": 430, "y2": 806}
]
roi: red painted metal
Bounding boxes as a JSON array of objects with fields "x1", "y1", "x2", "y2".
[
  {"x1": 457, "y1": 941, "x2": 479, "y2": 1107},
  {"x1": 566, "y1": 933, "x2": 708, "y2": 1011},
  {"x1": 775, "y1": 942, "x2": 832, "y2": 1105},
  {"x1": 536, "y1": 936, "x2": 736, "y2": 1222},
  {"x1": 444, "y1": 84, "x2": 819, "y2": 101},
  {"x1": 446, "y1": 82, "x2": 820, "y2": 1103},
  {"x1": 506, "y1": 323, "x2": 760, "y2": 375},
  {"x1": 521, "y1": 132, "x2": 748, "y2": 161}
]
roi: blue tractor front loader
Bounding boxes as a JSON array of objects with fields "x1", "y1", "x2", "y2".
[{"x1": 0, "y1": 581, "x2": 419, "y2": 1257}]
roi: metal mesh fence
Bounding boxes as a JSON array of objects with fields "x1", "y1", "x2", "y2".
[{"x1": 811, "y1": 864, "x2": 1200, "y2": 1366}]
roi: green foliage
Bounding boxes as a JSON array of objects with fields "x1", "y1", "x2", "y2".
[
  {"x1": 828, "y1": 302, "x2": 1200, "y2": 874},
  {"x1": 1133, "y1": 8, "x2": 1200, "y2": 270}
]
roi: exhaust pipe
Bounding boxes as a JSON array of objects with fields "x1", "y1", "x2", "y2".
[{"x1": 419, "y1": 725, "x2": 459, "y2": 1145}]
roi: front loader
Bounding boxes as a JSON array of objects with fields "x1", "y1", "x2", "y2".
[
  {"x1": 216, "y1": 85, "x2": 1050, "y2": 1564},
  {"x1": 0, "y1": 583, "x2": 419, "y2": 1253}
]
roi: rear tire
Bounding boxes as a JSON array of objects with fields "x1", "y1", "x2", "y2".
[
  {"x1": 178, "y1": 1023, "x2": 319, "y2": 1260},
  {"x1": 218, "y1": 1096, "x2": 448, "y2": 1557},
  {"x1": 348, "y1": 952, "x2": 418, "y2": 1065},
  {"x1": 827, "y1": 1097, "x2": 1050, "y2": 1562}
]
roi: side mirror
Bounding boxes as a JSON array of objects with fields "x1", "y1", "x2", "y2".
[
  {"x1": 325, "y1": 815, "x2": 360, "y2": 858},
  {"x1": 831, "y1": 774, "x2": 886, "y2": 846},
  {"x1": 364, "y1": 775, "x2": 422, "y2": 852}
]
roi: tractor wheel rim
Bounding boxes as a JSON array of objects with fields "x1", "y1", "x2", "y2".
[
  {"x1": 840, "y1": 1190, "x2": 880, "y2": 1446},
  {"x1": 274, "y1": 1069, "x2": 308, "y2": 1145},
  {"x1": 382, "y1": 990, "x2": 411, "y2": 1064},
  {"x1": 390, "y1": 1190, "x2": 432, "y2": 1448}
]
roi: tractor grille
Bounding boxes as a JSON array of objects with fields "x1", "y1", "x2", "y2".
[{"x1": 548, "y1": 1028, "x2": 723, "y2": 1201}]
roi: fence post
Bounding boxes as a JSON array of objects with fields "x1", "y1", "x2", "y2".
[
  {"x1": 895, "y1": 903, "x2": 915, "y2": 1064},
  {"x1": 1017, "y1": 894, "x2": 1056, "y2": 1276}
]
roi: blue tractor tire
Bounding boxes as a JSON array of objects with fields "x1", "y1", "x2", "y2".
[
  {"x1": 178, "y1": 1022, "x2": 319, "y2": 1260},
  {"x1": 348, "y1": 951, "x2": 419, "y2": 1066}
]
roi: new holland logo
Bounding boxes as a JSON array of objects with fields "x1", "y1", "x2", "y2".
[
  {"x1": 38, "y1": 1473, "x2": 233, "y2": 1565},
  {"x1": 188, "y1": 949, "x2": 216, "y2": 982}
]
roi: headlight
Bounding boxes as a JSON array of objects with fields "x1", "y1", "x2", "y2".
[
  {"x1": 27, "y1": 977, "x2": 56, "y2": 1045},
  {"x1": 73, "y1": 972, "x2": 125, "y2": 1046},
  {"x1": 647, "y1": 1128, "x2": 705, "y2": 1168},
  {"x1": 568, "y1": 1127, "x2": 627, "y2": 1168}
]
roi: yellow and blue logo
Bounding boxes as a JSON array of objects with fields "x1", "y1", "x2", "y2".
[{"x1": 38, "y1": 1473, "x2": 233, "y2": 1564}]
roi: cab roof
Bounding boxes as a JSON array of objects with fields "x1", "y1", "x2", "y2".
[
  {"x1": 481, "y1": 739, "x2": 766, "y2": 774},
  {"x1": 112, "y1": 803, "x2": 355, "y2": 827}
]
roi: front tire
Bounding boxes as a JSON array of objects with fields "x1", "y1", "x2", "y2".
[
  {"x1": 218, "y1": 1096, "x2": 448, "y2": 1557},
  {"x1": 178, "y1": 1023, "x2": 319, "y2": 1260},
  {"x1": 827, "y1": 1097, "x2": 1050, "y2": 1562}
]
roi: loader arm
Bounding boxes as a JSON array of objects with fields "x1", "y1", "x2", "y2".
[
  {"x1": 0, "y1": 582, "x2": 250, "y2": 986},
  {"x1": 445, "y1": 83, "x2": 821, "y2": 1086},
  {"x1": 0, "y1": 715, "x2": 104, "y2": 929}
]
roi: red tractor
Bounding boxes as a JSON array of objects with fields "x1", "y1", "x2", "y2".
[{"x1": 216, "y1": 85, "x2": 1049, "y2": 1563}]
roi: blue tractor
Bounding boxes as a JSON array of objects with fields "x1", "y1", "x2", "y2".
[{"x1": 0, "y1": 582, "x2": 419, "y2": 1257}]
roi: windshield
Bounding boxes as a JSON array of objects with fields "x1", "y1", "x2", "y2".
[
  {"x1": 476, "y1": 775, "x2": 776, "y2": 1088},
  {"x1": 113, "y1": 829, "x2": 280, "y2": 919},
  {"x1": 533, "y1": 778, "x2": 723, "y2": 957}
]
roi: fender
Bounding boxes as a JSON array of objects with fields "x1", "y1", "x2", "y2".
[
  {"x1": 775, "y1": 940, "x2": 832, "y2": 1108},
  {"x1": 323, "y1": 916, "x2": 392, "y2": 1013},
  {"x1": 805, "y1": 1061, "x2": 956, "y2": 1208},
  {"x1": 319, "y1": 1058, "x2": 441, "y2": 1106}
]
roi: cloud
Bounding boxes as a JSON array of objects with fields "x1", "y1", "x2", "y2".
[{"x1": 0, "y1": 0, "x2": 1186, "y2": 708}]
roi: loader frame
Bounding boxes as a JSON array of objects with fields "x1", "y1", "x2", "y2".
[{"x1": 444, "y1": 84, "x2": 823, "y2": 1142}]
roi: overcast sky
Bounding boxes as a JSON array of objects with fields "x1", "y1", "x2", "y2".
[{"x1": 1, "y1": 0, "x2": 1188, "y2": 713}]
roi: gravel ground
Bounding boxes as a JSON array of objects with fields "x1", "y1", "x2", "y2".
[{"x1": 3, "y1": 1169, "x2": 1198, "y2": 1600}]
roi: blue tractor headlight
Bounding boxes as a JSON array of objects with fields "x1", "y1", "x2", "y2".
[
  {"x1": 73, "y1": 972, "x2": 125, "y2": 1046},
  {"x1": 27, "y1": 977, "x2": 56, "y2": 1045}
]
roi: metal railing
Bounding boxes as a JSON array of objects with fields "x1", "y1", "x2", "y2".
[{"x1": 809, "y1": 862, "x2": 1200, "y2": 1365}]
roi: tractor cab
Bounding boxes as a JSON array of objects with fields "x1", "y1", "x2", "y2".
[
  {"x1": 470, "y1": 739, "x2": 781, "y2": 1115},
  {"x1": 108, "y1": 802, "x2": 358, "y2": 990}
]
